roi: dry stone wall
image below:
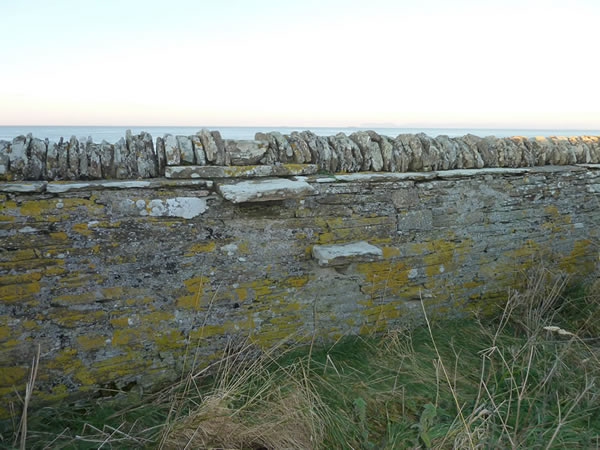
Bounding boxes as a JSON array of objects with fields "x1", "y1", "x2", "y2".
[
  {"x1": 1, "y1": 130, "x2": 600, "y2": 181},
  {"x1": 0, "y1": 131, "x2": 599, "y2": 418}
]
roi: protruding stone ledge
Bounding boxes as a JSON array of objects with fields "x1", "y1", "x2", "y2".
[
  {"x1": 217, "y1": 178, "x2": 316, "y2": 203},
  {"x1": 578, "y1": 164, "x2": 600, "y2": 170},
  {"x1": 435, "y1": 168, "x2": 531, "y2": 178},
  {"x1": 312, "y1": 241, "x2": 383, "y2": 267},
  {"x1": 166, "y1": 164, "x2": 318, "y2": 179},
  {"x1": 45, "y1": 179, "x2": 213, "y2": 194},
  {"x1": 0, "y1": 179, "x2": 213, "y2": 194},
  {"x1": 334, "y1": 172, "x2": 436, "y2": 183},
  {"x1": 0, "y1": 182, "x2": 47, "y2": 193}
]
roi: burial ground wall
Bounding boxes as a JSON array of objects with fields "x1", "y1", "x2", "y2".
[{"x1": 0, "y1": 130, "x2": 599, "y2": 416}]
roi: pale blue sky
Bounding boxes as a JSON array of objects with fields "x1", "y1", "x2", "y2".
[{"x1": 1, "y1": 0, "x2": 599, "y2": 127}]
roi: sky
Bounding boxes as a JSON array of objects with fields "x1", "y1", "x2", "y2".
[{"x1": 1, "y1": 0, "x2": 600, "y2": 128}]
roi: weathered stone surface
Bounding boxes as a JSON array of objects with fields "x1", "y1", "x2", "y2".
[
  {"x1": 98, "y1": 141, "x2": 114, "y2": 178},
  {"x1": 218, "y1": 178, "x2": 316, "y2": 203},
  {"x1": 156, "y1": 137, "x2": 167, "y2": 176},
  {"x1": 0, "y1": 141, "x2": 9, "y2": 179},
  {"x1": 190, "y1": 135, "x2": 206, "y2": 166},
  {"x1": 396, "y1": 134, "x2": 425, "y2": 171},
  {"x1": 86, "y1": 139, "x2": 103, "y2": 179},
  {"x1": 136, "y1": 132, "x2": 158, "y2": 177},
  {"x1": 164, "y1": 134, "x2": 180, "y2": 166},
  {"x1": 123, "y1": 196, "x2": 208, "y2": 218},
  {"x1": 211, "y1": 130, "x2": 227, "y2": 165},
  {"x1": 329, "y1": 133, "x2": 362, "y2": 172},
  {"x1": 351, "y1": 131, "x2": 383, "y2": 171},
  {"x1": 270, "y1": 132, "x2": 294, "y2": 163},
  {"x1": 46, "y1": 179, "x2": 212, "y2": 193},
  {"x1": 255, "y1": 132, "x2": 279, "y2": 164},
  {"x1": 197, "y1": 129, "x2": 215, "y2": 162},
  {"x1": 335, "y1": 172, "x2": 436, "y2": 182},
  {"x1": 176, "y1": 135, "x2": 195, "y2": 165},
  {"x1": 225, "y1": 140, "x2": 268, "y2": 165},
  {"x1": 435, "y1": 167, "x2": 530, "y2": 178},
  {"x1": 113, "y1": 138, "x2": 130, "y2": 179},
  {"x1": 27, "y1": 138, "x2": 47, "y2": 180},
  {"x1": 287, "y1": 132, "x2": 312, "y2": 163},
  {"x1": 166, "y1": 164, "x2": 317, "y2": 179},
  {"x1": 8, "y1": 135, "x2": 30, "y2": 179},
  {"x1": 312, "y1": 241, "x2": 383, "y2": 266},
  {"x1": 0, "y1": 181, "x2": 47, "y2": 192},
  {"x1": 124, "y1": 133, "x2": 139, "y2": 178},
  {"x1": 1, "y1": 130, "x2": 600, "y2": 182},
  {"x1": 0, "y1": 164, "x2": 598, "y2": 417}
]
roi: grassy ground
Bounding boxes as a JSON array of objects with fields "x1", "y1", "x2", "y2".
[{"x1": 2, "y1": 268, "x2": 600, "y2": 449}]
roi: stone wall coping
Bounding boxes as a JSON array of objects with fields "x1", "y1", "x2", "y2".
[{"x1": 0, "y1": 164, "x2": 597, "y2": 195}]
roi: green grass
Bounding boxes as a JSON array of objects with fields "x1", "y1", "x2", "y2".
[{"x1": 2, "y1": 269, "x2": 600, "y2": 449}]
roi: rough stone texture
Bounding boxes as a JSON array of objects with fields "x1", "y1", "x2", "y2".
[
  {"x1": 164, "y1": 134, "x2": 180, "y2": 166},
  {"x1": 166, "y1": 164, "x2": 318, "y2": 179},
  {"x1": 1, "y1": 131, "x2": 600, "y2": 181},
  {"x1": 225, "y1": 140, "x2": 268, "y2": 165},
  {"x1": 0, "y1": 141, "x2": 9, "y2": 179},
  {"x1": 217, "y1": 178, "x2": 317, "y2": 203},
  {"x1": 176, "y1": 135, "x2": 195, "y2": 166},
  {"x1": 312, "y1": 241, "x2": 383, "y2": 266},
  {"x1": 190, "y1": 135, "x2": 206, "y2": 166},
  {"x1": 155, "y1": 137, "x2": 167, "y2": 176},
  {"x1": 0, "y1": 165, "x2": 599, "y2": 418},
  {"x1": 8, "y1": 135, "x2": 30, "y2": 179}
]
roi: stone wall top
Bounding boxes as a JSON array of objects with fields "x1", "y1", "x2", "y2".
[{"x1": 1, "y1": 130, "x2": 599, "y2": 181}]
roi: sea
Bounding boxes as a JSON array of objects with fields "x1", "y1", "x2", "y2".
[{"x1": 1, "y1": 126, "x2": 599, "y2": 144}]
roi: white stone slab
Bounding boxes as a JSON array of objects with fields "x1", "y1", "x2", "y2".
[
  {"x1": 46, "y1": 179, "x2": 213, "y2": 193},
  {"x1": 312, "y1": 241, "x2": 383, "y2": 267},
  {"x1": 218, "y1": 178, "x2": 316, "y2": 203},
  {"x1": 0, "y1": 182, "x2": 47, "y2": 193}
]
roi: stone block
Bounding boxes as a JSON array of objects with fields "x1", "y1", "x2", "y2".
[
  {"x1": 217, "y1": 178, "x2": 316, "y2": 203},
  {"x1": 312, "y1": 241, "x2": 383, "y2": 266}
]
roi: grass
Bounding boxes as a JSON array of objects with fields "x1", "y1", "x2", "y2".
[{"x1": 2, "y1": 268, "x2": 600, "y2": 449}]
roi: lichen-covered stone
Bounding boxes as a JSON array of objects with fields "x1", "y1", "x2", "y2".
[
  {"x1": 225, "y1": 140, "x2": 268, "y2": 165},
  {"x1": 0, "y1": 141, "x2": 9, "y2": 179},
  {"x1": 113, "y1": 138, "x2": 130, "y2": 179},
  {"x1": 8, "y1": 135, "x2": 30, "y2": 179},
  {"x1": 218, "y1": 177, "x2": 316, "y2": 203},
  {"x1": 0, "y1": 164, "x2": 598, "y2": 418},
  {"x1": 287, "y1": 132, "x2": 312, "y2": 164},
  {"x1": 166, "y1": 164, "x2": 317, "y2": 179},
  {"x1": 312, "y1": 241, "x2": 383, "y2": 266},
  {"x1": 190, "y1": 135, "x2": 206, "y2": 166},
  {"x1": 156, "y1": 137, "x2": 167, "y2": 176},
  {"x1": 27, "y1": 138, "x2": 47, "y2": 180},
  {"x1": 164, "y1": 134, "x2": 180, "y2": 166},
  {"x1": 98, "y1": 141, "x2": 115, "y2": 178},
  {"x1": 176, "y1": 135, "x2": 195, "y2": 165},
  {"x1": 350, "y1": 131, "x2": 383, "y2": 171}
]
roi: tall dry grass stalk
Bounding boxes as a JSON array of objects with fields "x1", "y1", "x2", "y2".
[{"x1": 13, "y1": 344, "x2": 40, "y2": 450}]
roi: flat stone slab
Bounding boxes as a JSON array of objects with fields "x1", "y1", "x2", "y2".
[
  {"x1": 218, "y1": 178, "x2": 316, "y2": 203},
  {"x1": 0, "y1": 182, "x2": 47, "y2": 193},
  {"x1": 312, "y1": 241, "x2": 383, "y2": 266},
  {"x1": 434, "y1": 168, "x2": 531, "y2": 178},
  {"x1": 578, "y1": 164, "x2": 600, "y2": 170},
  {"x1": 45, "y1": 179, "x2": 213, "y2": 194},
  {"x1": 335, "y1": 172, "x2": 436, "y2": 182},
  {"x1": 166, "y1": 164, "x2": 318, "y2": 179}
]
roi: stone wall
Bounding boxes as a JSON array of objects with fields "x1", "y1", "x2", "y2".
[
  {"x1": 0, "y1": 135, "x2": 599, "y2": 417},
  {"x1": 1, "y1": 130, "x2": 600, "y2": 181}
]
